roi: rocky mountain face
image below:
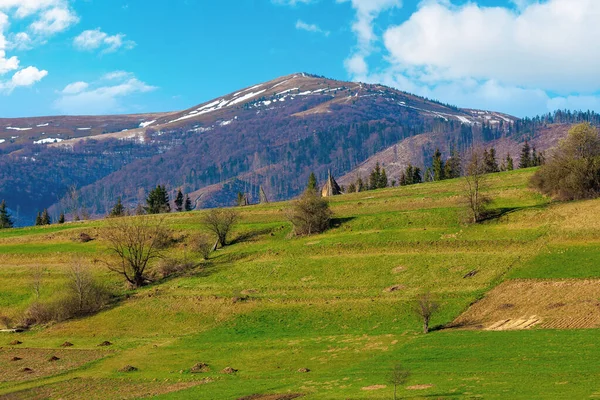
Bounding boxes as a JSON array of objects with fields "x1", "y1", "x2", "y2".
[{"x1": 0, "y1": 73, "x2": 591, "y2": 224}]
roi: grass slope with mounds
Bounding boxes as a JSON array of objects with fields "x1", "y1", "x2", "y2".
[{"x1": 1, "y1": 168, "x2": 600, "y2": 399}]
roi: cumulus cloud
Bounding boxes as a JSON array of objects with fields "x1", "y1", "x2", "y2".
[
  {"x1": 74, "y1": 28, "x2": 136, "y2": 53},
  {"x1": 341, "y1": 0, "x2": 600, "y2": 117},
  {"x1": 29, "y1": 6, "x2": 78, "y2": 35},
  {"x1": 54, "y1": 72, "x2": 157, "y2": 115},
  {"x1": 0, "y1": 66, "x2": 48, "y2": 93},
  {"x1": 337, "y1": 0, "x2": 402, "y2": 79},
  {"x1": 295, "y1": 20, "x2": 329, "y2": 36}
]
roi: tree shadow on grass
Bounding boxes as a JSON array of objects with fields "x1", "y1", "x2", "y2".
[
  {"x1": 480, "y1": 204, "x2": 548, "y2": 222},
  {"x1": 230, "y1": 228, "x2": 275, "y2": 245},
  {"x1": 330, "y1": 217, "x2": 355, "y2": 228}
]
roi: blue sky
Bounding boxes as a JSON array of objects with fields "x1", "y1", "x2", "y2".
[{"x1": 0, "y1": 0, "x2": 598, "y2": 118}]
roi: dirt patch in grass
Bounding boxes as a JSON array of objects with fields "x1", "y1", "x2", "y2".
[
  {"x1": 0, "y1": 348, "x2": 107, "y2": 383},
  {"x1": 361, "y1": 385, "x2": 386, "y2": 390},
  {"x1": 0, "y1": 378, "x2": 204, "y2": 400},
  {"x1": 384, "y1": 285, "x2": 405, "y2": 293},
  {"x1": 450, "y1": 279, "x2": 600, "y2": 330},
  {"x1": 407, "y1": 384, "x2": 433, "y2": 390},
  {"x1": 238, "y1": 394, "x2": 303, "y2": 400}
]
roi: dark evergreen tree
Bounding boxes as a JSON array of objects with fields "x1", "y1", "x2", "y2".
[
  {"x1": 0, "y1": 200, "x2": 13, "y2": 229},
  {"x1": 484, "y1": 147, "x2": 500, "y2": 173},
  {"x1": 519, "y1": 141, "x2": 532, "y2": 169},
  {"x1": 347, "y1": 182, "x2": 357, "y2": 193},
  {"x1": 58, "y1": 212, "x2": 65, "y2": 224},
  {"x1": 356, "y1": 176, "x2": 365, "y2": 192},
  {"x1": 145, "y1": 185, "x2": 171, "y2": 214},
  {"x1": 307, "y1": 172, "x2": 318, "y2": 191},
  {"x1": 184, "y1": 194, "x2": 193, "y2": 211},
  {"x1": 378, "y1": 168, "x2": 388, "y2": 189},
  {"x1": 110, "y1": 197, "x2": 125, "y2": 217},
  {"x1": 174, "y1": 189, "x2": 184, "y2": 212},
  {"x1": 369, "y1": 162, "x2": 382, "y2": 190},
  {"x1": 35, "y1": 212, "x2": 42, "y2": 226},
  {"x1": 432, "y1": 149, "x2": 445, "y2": 181},
  {"x1": 41, "y1": 209, "x2": 51, "y2": 225},
  {"x1": 506, "y1": 154, "x2": 514, "y2": 171},
  {"x1": 444, "y1": 147, "x2": 461, "y2": 179}
]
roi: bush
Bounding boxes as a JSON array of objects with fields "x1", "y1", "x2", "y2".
[
  {"x1": 287, "y1": 188, "x2": 333, "y2": 236},
  {"x1": 201, "y1": 209, "x2": 239, "y2": 248},
  {"x1": 532, "y1": 123, "x2": 600, "y2": 200},
  {"x1": 156, "y1": 258, "x2": 195, "y2": 279},
  {"x1": 188, "y1": 233, "x2": 214, "y2": 260}
]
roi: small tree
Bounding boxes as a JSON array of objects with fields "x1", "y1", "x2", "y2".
[
  {"x1": 0, "y1": 200, "x2": 13, "y2": 229},
  {"x1": 484, "y1": 147, "x2": 500, "y2": 173},
  {"x1": 189, "y1": 233, "x2": 213, "y2": 260},
  {"x1": 145, "y1": 185, "x2": 171, "y2": 214},
  {"x1": 288, "y1": 188, "x2": 333, "y2": 236},
  {"x1": 444, "y1": 146, "x2": 462, "y2": 179},
  {"x1": 41, "y1": 209, "x2": 51, "y2": 225},
  {"x1": 201, "y1": 209, "x2": 239, "y2": 248},
  {"x1": 519, "y1": 141, "x2": 532, "y2": 169},
  {"x1": 531, "y1": 123, "x2": 600, "y2": 200},
  {"x1": 463, "y1": 149, "x2": 491, "y2": 223},
  {"x1": 307, "y1": 172, "x2": 318, "y2": 191},
  {"x1": 58, "y1": 212, "x2": 65, "y2": 224},
  {"x1": 31, "y1": 265, "x2": 45, "y2": 301},
  {"x1": 103, "y1": 216, "x2": 168, "y2": 288},
  {"x1": 35, "y1": 212, "x2": 42, "y2": 226},
  {"x1": 388, "y1": 364, "x2": 411, "y2": 400},
  {"x1": 175, "y1": 189, "x2": 184, "y2": 212},
  {"x1": 184, "y1": 194, "x2": 193, "y2": 211},
  {"x1": 414, "y1": 292, "x2": 440, "y2": 334},
  {"x1": 432, "y1": 149, "x2": 445, "y2": 181},
  {"x1": 67, "y1": 259, "x2": 108, "y2": 314},
  {"x1": 109, "y1": 197, "x2": 125, "y2": 218}
]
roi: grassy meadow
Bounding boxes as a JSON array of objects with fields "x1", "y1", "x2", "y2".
[{"x1": 1, "y1": 168, "x2": 600, "y2": 399}]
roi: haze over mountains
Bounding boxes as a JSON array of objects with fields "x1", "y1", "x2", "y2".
[{"x1": 0, "y1": 73, "x2": 597, "y2": 225}]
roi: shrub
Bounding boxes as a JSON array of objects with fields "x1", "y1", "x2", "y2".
[
  {"x1": 201, "y1": 209, "x2": 239, "y2": 248},
  {"x1": 156, "y1": 258, "x2": 195, "y2": 279},
  {"x1": 188, "y1": 233, "x2": 214, "y2": 260},
  {"x1": 287, "y1": 188, "x2": 333, "y2": 236},
  {"x1": 531, "y1": 123, "x2": 600, "y2": 200}
]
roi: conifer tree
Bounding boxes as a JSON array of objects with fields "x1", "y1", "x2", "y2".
[
  {"x1": 307, "y1": 172, "x2": 318, "y2": 191},
  {"x1": 174, "y1": 189, "x2": 184, "y2": 212},
  {"x1": 444, "y1": 147, "x2": 462, "y2": 179},
  {"x1": 484, "y1": 147, "x2": 500, "y2": 173},
  {"x1": 369, "y1": 162, "x2": 383, "y2": 190},
  {"x1": 432, "y1": 149, "x2": 445, "y2": 181},
  {"x1": 35, "y1": 212, "x2": 42, "y2": 226},
  {"x1": 0, "y1": 200, "x2": 13, "y2": 229},
  {"x1": 506, "y1": 154, "x2": 514, "y2": 171},
  {"x1": 347, "y1": 182, "x2": 357, "y2": 193},
  {"x1": 41, "y1": 209, "x2": 51, "y2": 225},
  {"x1": 58, "y1": 212, "x2": 65, "y2": 224},
  {"x1": 110, "y1": 197, "x2": 125, "y2": 217},
  {"x1": 184, "y1": 194, "x2": 193, "y2": 211},
  {"x1": 519, "y1": 141, "x2": 532, "y2": 169},
  {"x1": 356, "y1": 176, "x2": 365, "y2": 192},
  {"x1": 145, "y1": 185, "x2": 171, "y2": 214},
  {"x1": 378, "y1": 168, "x2": 388, "y2": 189}
]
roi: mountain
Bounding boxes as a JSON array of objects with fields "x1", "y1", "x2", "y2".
[{"x1": 0, "y1": 73, "x2": 596, "y2": 224}]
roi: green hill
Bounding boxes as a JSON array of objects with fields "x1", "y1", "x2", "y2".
[{"x1": 1, "y1": 169, "x2": 599, "y2": 399}]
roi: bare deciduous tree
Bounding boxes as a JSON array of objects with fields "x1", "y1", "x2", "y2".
[
  {"x1": 414, "y1": 292, "x2": 440, "y2": 334},
  {"x1": 463, "y1": 148, "x2": 491, "y2": 223},
  {"x1": 67, "y1": 259, "x2": 96, "y2": 313},
  {"x1": 201, "y1": 209, "x2": 239, "y2": 248},
  {"x1": 102, "y1": 216, "x2": 168, "y2": 288},
  {"x1": 31, "y1": 265, "x2": 45, "y2": 301},
  {"x1": 388, "y1": 363, "x2": 410, "y2": 400}
]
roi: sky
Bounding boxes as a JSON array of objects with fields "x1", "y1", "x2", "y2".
[{"x1": 0, "y1": 0, "x2": 598, "y2": 118}]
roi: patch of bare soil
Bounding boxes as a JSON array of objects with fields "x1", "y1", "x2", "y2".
[
  {"x1": 0, "y1": 378, "x2": 204, "y2": 400},
  {"x1": 237, "y1": 394, "x2": 303, "y2": 400},
  {"x1": 450, "y1": 279, "x2": 600, "y2": 330},
  {"x1": 407, "y1": 384, "x2": 433, "y2": 390},
  {"x1": 0, "y1": 348, "x2": 108, "y2": 383},
  {"x1": 384, "y1": 285, "x2": 405, "y2": 293},
  {"x1": 361, "y1": 385, "x2": 386, "y2": 391}
]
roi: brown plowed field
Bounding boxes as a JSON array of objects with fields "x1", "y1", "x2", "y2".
[{"x1": 450, "y1": 279, "x2": 600, "y2": 330}]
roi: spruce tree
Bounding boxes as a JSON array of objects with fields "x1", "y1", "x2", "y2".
[
  {"x1": 307, "y1": 173, "x2": 318, "y2": 191},
  {"x1": 41, "y1": 209, "x2": 51, "y2": 225},
  {"x1": 145, "y1": 185, "x2": 171, "y2": 214},
  {"x1": 412, "y1": 167, "x2": 422, "y2": 184},
  {"x1": 174, "y1": 189, "x2": 184, "y2": 212},
  {"x1": 369, "y1": 162, "x2": 382, "y2": 190},
  {"x1": 432, "y1": 149, "x2": 445, "y2": 181},
  {"x1": 519, "y1": 141, "x2": 532, "y2": 169},
  {"x1": 0, "y1": 200, "x2": 13, "y2": 229},
  {"x1": 184, "y1": 194, "x2": 193, "y2": 211},
  {"x1": 35, "y1": 212, "x2": 42, "y2": 226},
  {"x1": 58, "y1": 212, "x2": 65, "y2": 224},
  {"x1": 506, "y1": 154, "x2": 514, "y2": 171},
  {"x1": 444, "y1": 148, "x2": 461, "y2": 179},
  {"x1": 356, "y1": 176, "x2": 365, "y2": 192},
  {"x1": 110, "y1": 197, "x2": 125, "y2": 217},
  {"x1": 378, "y1": 168, "x2": 388, "y2": 189},
  {"x1": 485, "y1": 148, "x2": 500, "y2": 173}
]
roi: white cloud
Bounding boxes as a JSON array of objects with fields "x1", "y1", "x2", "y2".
[
  {"x1": 7, "y1": 32, "x2": 32, "y2": 50},
  {"x1": 341, "y1": 0, "x2": 600, "y2": 117},
  {"x1": 29, "y1": 6, "x2": 78, "y2": 35},
  {"x1": 61, "y1": 81, "x2": 88, "y2": 94},
  {"x1": 54, "y1": 72, "x2": 157, "y2": 115},
  {"x1": 272, "y1": 0, "x2": 314, "y2": 5},
  {"x1": 295, "y1": 19, "x2": 329, "y2": 36},
  {"x1": 0, "y1": 65, "x2": 48, "y2": 93},
  {"x1": 337, "y1": 0, "x2": 402, "y2": 79},
  {"x1": 74, "y1": 28, "x2": 135, "y2": 53}
]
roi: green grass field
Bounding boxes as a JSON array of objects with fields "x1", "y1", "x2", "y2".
[{"x1": 1, "y1": 169, "x2": 600, "y2": 399}]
